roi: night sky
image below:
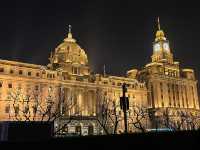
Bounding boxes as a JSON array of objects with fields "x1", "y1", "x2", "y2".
[{"x1": 0, "y1": 0, "x2": 200, "y2": 79}]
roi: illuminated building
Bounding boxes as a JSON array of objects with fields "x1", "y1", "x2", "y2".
[
  {"x1": 136, "y1": 18, "x2": 200, "y2": 130},
  {"x1": 0, "y1": 25, "x2": 147, "y2": 135},
  {"x1": 0, "y1": 19, "x2": 199, "y2": 135}
]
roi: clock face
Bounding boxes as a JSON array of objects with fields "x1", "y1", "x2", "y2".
[
  {"x1": 154, "y1": 43, "x2": 160, "y2": 52},
  {"x1": 163, "y1": 42, "x2": 169, "y2": 52}
]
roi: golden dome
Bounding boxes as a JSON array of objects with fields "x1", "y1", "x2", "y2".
[
  {"x1": 55, "y1": 39, "x2": 88, "y2": 65},
  {"x1": 52, "y1": 25, "x2": 88, "y2": 66}
]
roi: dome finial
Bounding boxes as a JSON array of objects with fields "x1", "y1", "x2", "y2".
[
  {"x1": 69, "y1": 24, "x2": 72, "y2": 33},
  {"x1": 157, "y1": 17, "x2": 161, "y2": 30},
  {"x1": 67, "y1": 24, "x2": 73, "y2": 39},
  {"x1": 64, "y1": 24, "x2": 76, "y2": 42}
]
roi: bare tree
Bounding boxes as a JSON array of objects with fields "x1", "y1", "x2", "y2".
[
  {"x1": 8, "y1": 86, "x2": 77, "y2": 123},
  {"x1": 160, "y1": 108, "x2": 200, "y2": 131},
  {"x1": 128, "y1": 104, "x2": 149, "y2": 133},
  {"x1": 96, "y1": 89, "x2": 122, "y2": 135}
]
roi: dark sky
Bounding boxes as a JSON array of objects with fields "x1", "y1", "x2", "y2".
[{"x1": 0, "y1": 0, "x2": 200, "y2": 78}]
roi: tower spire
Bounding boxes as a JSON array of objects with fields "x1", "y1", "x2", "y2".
[
  {"x1": 103, "y1": 64, "x2": 106, "y2": 77},
  {"x1": 157, "y1": 17, "x2": 161, "y2": 30},
  {"x1": 155, "y1": 17, "x2": 166, "y2": 42}
]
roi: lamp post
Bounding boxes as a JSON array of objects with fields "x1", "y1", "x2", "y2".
[{"x1": 120, "y1": 83, "x2": 129, "y2": 134}]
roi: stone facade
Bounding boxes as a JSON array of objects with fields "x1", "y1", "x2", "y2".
[
  {"x1": 0, "y1": 20, "x2": 200, "y2": 135},
  {"x1": 135, "y1": 18, "x2": 200, "y2": 130},
  {"x1": 0, "y1": 26, "x2": 147, "y2": 135}
]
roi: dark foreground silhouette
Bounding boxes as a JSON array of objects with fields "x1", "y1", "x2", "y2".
[{"x1": 0, "y1": 122, "x2": 199, "y2": 149}]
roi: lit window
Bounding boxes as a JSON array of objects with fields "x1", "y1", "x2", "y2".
[{"x1": 165, "y1": 70, "x2": 169, "y2": 75}]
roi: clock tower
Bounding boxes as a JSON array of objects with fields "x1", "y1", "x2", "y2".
[
  {"x1": 151, "y1": 17, "x2": 174, "y2": 64},
  {"x1": 136, "y1": 17, "x2": 199, "y2": 111}
]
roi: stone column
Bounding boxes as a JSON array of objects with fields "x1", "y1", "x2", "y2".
[
  {"x1": 192, "y1": 84, "x2": 199, "y2": 109},
  {"x1": 163, "y1": 82, "x2": 169, "y2": 107},
  {"x1": 193, "y1": 83, "x2": 200, "y2": 109},
  {"x1": 153, "y1": 82, "x2": 159, "y2": 108}
]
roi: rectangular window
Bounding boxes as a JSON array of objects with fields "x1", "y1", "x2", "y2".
[
  {"x1": 28, "y1": 72, "x2": 31, "y2": 76},
  {"x1": 0, "y1": 68, "x2": 4, "y2": 72},
  {"x1": 0, "y1": 82, "x2": 2, "y2": 88},
  {"x1": 5, "y1": 105, "x2": 10, "y2": 113},
  {"x1": 19, "y1": 70, "x2": 23, "y2": 75},
  {"x1": 35, "y1": 85, "x2": 39, "y2": 91},
  {"x1": 103, "y1": 81, "x2": 108, "y2": 84},
  {"x1": 36, "y1": 72, "x2": 40, "y2": 77},
  {"x1": 72, "y1": 67, "x2": 79, "y2": 75},
  {"x1": 8, "y1": 83, "x2": 12, "y2": 88},
  {"x1": 10, "y1": 70, "x2": 14, "y2": 74}
]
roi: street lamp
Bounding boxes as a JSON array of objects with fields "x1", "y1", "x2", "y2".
[{"x1": 120, "y1": 83, "x2": 129, "y2": 134}]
